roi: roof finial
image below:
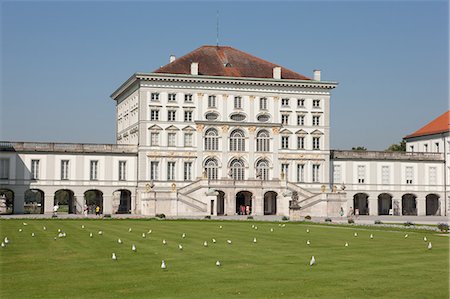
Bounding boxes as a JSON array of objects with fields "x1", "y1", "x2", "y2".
[{"x1": 216, "y1": 10, "x2": 219, "y2": 47}]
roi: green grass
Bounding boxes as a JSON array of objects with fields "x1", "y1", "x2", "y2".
[{"x1": 0, "y1": 219, "x2": 448, "y2": 299}]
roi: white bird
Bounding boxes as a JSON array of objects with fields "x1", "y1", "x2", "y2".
[
  {"x1": 148, "y1": 230, "x2": 152, "y2": 234},
  {"x1": 1, "y1": 242, "x2": 5, "y2": 248},
  {"x1": 306, "y1": 240, "x2": 311, "y2": 245},
  {"x1": 161, "y1": 260, "x2": 166, "y2": 269},
  {"x1": 281, "y1": 224, "x2": 286, "y2": 228},
  {"x1": 270, "y1": 228, "x2": 274, "y2": 232},
  {"x1": 118, "y1": 238, "x2": 122, "y2": 244},
  {"x1": 128, "y1": 228, "x2": 132, "y2": 232},
  {"x1": 182, "y1": 233, "x2": 186, "y2": 238},
  {"x1": 62, "y1": 232, "x2": 66, "y2": 237},
  {"x1": 354, "y1": 232, "x2": 358, "y2": 237},
  {"x1": 4, "y1": 237, "x2": 9, "y2": 244},
  {"x1": 23, "y1": 222, "x2": 28, "y2": 226},
  {"x1": 216, "y1": 260, "x2": 221, "y2": 267},
  {"x1": 310, "y1": 256, "x2": 316, "y2": 267},
  {"x1": 370, "y1": 234, "x2": 374, "y2": 239},
  {"x1": 142, "y1": 233, "x2": 146, "y2": 238},
  {"x1": 43, "y1": 226, "x2": 47, "y2": 231},
  {"x1": 428, "y1": 242, "x2": 432, "y2": 250},
  {"x1": 162, "y1": 239, "x2": 167, "y2": 245},
  {"x1": 203, "y1": 241, "x2": 208, "y2": 247},
  {"x1": 18, "y1": 229, "x2": 22, "y2": 232},
  {"x1": 54, "y1": 237, "x2": 57, "y2": 241},
  {"x1": 423, "y1": 237, "x2": 427, "y2": 242},
  {"x1": 254, "y1": 226, "x2": 258, "y2": 230},
  {"x1": 132, "y1": 244, "x2": 136, "y2": 252},
  {"x1": 178, "y1": 244, "x2": 183, "y2": 250},
  {"x1": 112, "y1": 253, "x2": 117, "y2": 260},
  {"x1": 251, "y1": 224, "x2": 255, "y2": 228},
  {"x1": 253, "y1": 237, "x2": 257, "y2": 243},
  {"x1": 306, "y1": 229, "x2": 310, "y2": 233},
  {"x1": 81, "y1": 225, "x2": 85, "y2": 229},
  {"x1": 98, "y1": 231, "x2": 103, "y2": 235},
  {"x1": 31, "y1": 233, "x2": 35, "y2": 237},
  {"x1": 58, "y1": 233, "x2": 64, "y2": 238},
  {"x1": 212, "y1": 238, "x2": 216, "y2": 243},
  {"x1": 227, "y1": 240, "x2": 232, "y2": 245},
  {"x1": 278, "y1": 224, "x2": 282, "y2": 227},
  {"x1": 219, "y1": 225, "x2": 223, "y2": 229},
  {"x1": 345, "y1": 242, "x2": 349, "y2": 247},
  {"x1": 89, "y1": 233, "x2": 93, "y2": 238},
  {"x1": 58, "y1": 229, "x2": 61, "y2": 233},
  {"x1": 404, "y1": 234, "x2": 408, "y2": 238}
]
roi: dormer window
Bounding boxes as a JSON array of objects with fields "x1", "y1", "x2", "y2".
[{"x1": 234, "y1": 96, "x2": 242, "y2": 109}]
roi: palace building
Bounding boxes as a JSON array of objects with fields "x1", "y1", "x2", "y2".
[{"x1": 0, "y1": 46, "x2": 447, "y2": 217}]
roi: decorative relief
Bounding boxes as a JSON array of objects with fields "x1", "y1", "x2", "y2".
[
  {"x1": 197, "y1": 93, "x2": 204, "y2": 97},
  {"x1": 248, "y1": 126, "x2": 256, "y2": 133},
  {"x1": 221, "y1": 125, "x2": 229, "y2": 133},
  {"x1": 273, "y1": 96, "x2": 279, "y2": 101},
  {"x1": 196, "y1": 124, "x2": 204, "y2": 132},
  {"x1": 222, "y1": 94, "x2": 228, "y2": 99},
  {"x1": 272, "y1": 127, "x2": 280, "y2": 135},
  {"x1": 249, "y1": 96, "x2": 255, "y2": 101}
]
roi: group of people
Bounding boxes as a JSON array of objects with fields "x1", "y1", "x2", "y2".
[
  {"x1": 238, "y1": 205, "x2": 251, "y2": 215},
  {"x1": 338, "y1": 206, "x2": 360, "y2": 219},
  {"x1": 52, "y1": 203, "x2": 101, "y2": 216}
]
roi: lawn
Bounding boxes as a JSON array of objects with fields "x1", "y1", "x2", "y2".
[{"x1": 0, "y1": 219, "x2": 448, "y2": 299}]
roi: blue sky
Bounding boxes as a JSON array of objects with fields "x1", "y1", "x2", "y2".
[{"x1": 1, "y1": 1, "x2": 448, "y2": 150}]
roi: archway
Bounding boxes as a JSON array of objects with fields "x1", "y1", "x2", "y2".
[
  {"x1": 216, "y1": 190, "x2": 225, "y2": 216},
  {"x1": 84, "y1": 190, "x2": 103, "y2": 214},
  {"x1": 236, "y1": 191, "x2": 252, "y2": 215},
  {"x1": 24, "y1": 189, "x2": 44, "y2": 214},
  {"x1": 353, "y1": 193, "x2": 369, "y2": 215},
  {"x1": 426, "y1": 194, "x2": 440, "y2": 216},
  {"x1": 264, "y1": 191, "x2": 277, "y2": 215},
  {"x1": 402, "y1": 194, "x2": 417, "y2": 216},
  {"x1": 378, "y1": 193, "x2": 392, "y2": 215},
  {"x1": 0, "y1": 189, "x2": 14, "y2": 214},
  {"x1": 114, "y1": 189, "x2": 132, "y2": 214},
  {"x1": 54, "y1": 189, "x2": 76, "y2": 214}
]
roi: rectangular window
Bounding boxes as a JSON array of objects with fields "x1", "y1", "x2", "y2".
[
  {"x1": 167, "y1": 161, "x2": 175, "y2": 180},
  {"x1": 409, "y1": 146, "x2": 414, "y2": 152},
  {"x1": 168, "y1": 93, "x2": 177, "y2": 101},
  {"x1": 405, "y1": 166, "x2": 413, "y2": 184},
  {"x1": 312, "y1": 164, "x2": 320, "y2": 182},
  {"x1": 208, "y1": 95, "x2": 216, "y2": 108},
  {"x1": 31, "y1": 159, "x2": 40, "y2": 180},
  {"x1": 381, "y1": 166, "x2": 390, "y2": 185},
  {"x1": 184, "y1": 162, "x2": 192, "y2": 181},
  {"x1": 0, "y1": 158, "x2": 10, "y2": 180},
  {"x1": 150, "y1": 110, "x2": 159, "y2": 121},
  {"x1": 151, "y1": 92, "x2": 159, "y2": 101},
  {"x1": 150, "y1": 132, "x2": 159, "y2": 146},
  {"x1": 260, "y1": 97, "x2": 268, "y2": 110},
  {"x1": 184, "y1": 133, "x2": 193, "y2": 147},
  {"x1": 313, "y1": 99, "x2": 320, "y2": 108},
  {"x1": 297, "y1": 99, "x2": 305, "y2": 107},
  {"x1": 168, "y1": 110, "x2": 176, "y2": 121},
  {"x1": 357, "y1": 165, "x2": 365, "y2": 184},
  {"x1": 313, "y1": 137, "x2": 320, "y2": 150},
  {"x1": 297, "y1": 115, "x2": 305, "y2": 126},
  {"x1": 297, "y1": 136, "x2": 305, "y2": 149},
  {"x1": 312, "y1": 115, "x2": 320, "y2": 126},
  {"x1": 184, "y1": 94, "x2": 193, "y2": 102},
  {"x1": 119, "y1": 161, "x2": 126, "y2": 181},
  {"x1": 281, "y1": 98, "x2": 289, "y2": 106},
  {"x1": 150, "y1": 161, "x2": 159, "y2": 180},
  {"x1": 429, "y1": 167, "x2": 437, "y2": 185},
  {"x1": 297, "y1": 164, "x2": 305, "y2": 182},
  {"x1": 281, "y1": 136, "x2": 289, "y2": 149},
  {"x1": 184, "y1": 111, "x2": 193, "y2": 122},
  {"x1": 424, "y1": 144, "x2": 428, "y2": 152},
  {"x1": 435, "y1": 142, "x2": 440, "y2": 152},
  {"x1": 281, "y1": 114, "x2": 289, "y2": 125},
  {"x1": 333, "y1": 165, "x2": 341, "y2": 184},
  {"x1": 234, "y1": 96, "x2": 242, "y2": 109},
  {"x1": 282, "y1": 163, "x2": 289, "y2": 178},
  {"x1": 90, "y1": 160, "x2": 98, "y2": 180},
  {"x1": 168, "y1": 133, "x2": 176, "y2": 147},
  {"x1": 61, "y1": 160, "x2": 69, "y2": 180}
]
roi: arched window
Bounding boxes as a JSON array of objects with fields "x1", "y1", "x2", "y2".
[
  {"x1": 205, "y1": 158, "x2": 219, "y2": 181},
  {"x1": 230, "y1": 159, "x2": 245, "y2": 181},
  {"x1": 230, "y1": 129, "x2": 245, "y2": 152},
  {"x1": 256, "y1": 159, "x2": 269, "y2": 180},
  {"x1": 256, "y1": 130, "x2": 270, "y2": 152},
  {"x1": 204, "y1": 128, "x2": 219, "y2": 151}
]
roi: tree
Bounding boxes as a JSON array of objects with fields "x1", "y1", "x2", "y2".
[
  {"x1": 386, "y1": 140, "x2": 406, "y2": 152},
  {"x1": 352, "y1": 146, "x2": 367, "y2": 151}
]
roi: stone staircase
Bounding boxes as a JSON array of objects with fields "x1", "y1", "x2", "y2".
[{"x1": 177, "y1": 179, "x2": 208, "y2": 212}]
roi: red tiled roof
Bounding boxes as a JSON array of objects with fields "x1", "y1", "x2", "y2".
[
  {"x1": 154, "y1": 45, "x2": 311, "y2": 80},
  {"x1": 404, "y1": 110, "x2": 450, "y2": 139}
]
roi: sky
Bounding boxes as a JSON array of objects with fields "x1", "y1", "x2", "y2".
[{"x1": 1, "y1": 0, "x2": 448, "y2": 150}]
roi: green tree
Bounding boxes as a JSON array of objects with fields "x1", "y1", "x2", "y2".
[
  {"x1": 352, "y1": 146, "x2": 367, "y2": 151},
  {"x1": 386, "y1": 140, "x2": 406, "y2": 152}
]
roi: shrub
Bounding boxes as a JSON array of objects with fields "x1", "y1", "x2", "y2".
[
  {"x1": 304, "y1": 215, "x2": 312, "y2": 220},
  {"x1": 374, "y1": 220, "x2": 383, "y2": 225},
  {"x1": 325, "y1": 217, "x2": 332, "y2": 223},
  {"x1": 348, "y1": 219, "x2": 355, "y2": 224},
  {"x1": 204, "y1": 215, "x2": 211, "y2": 219},
  {"x1": 437, "y1": 223, "x2": 449, "y2": 232},
  {"x1": 156, "y1": 213, "x2": 166, "y2": 219},
  {"x1": 282, "y1": 216, "x2": 289, "y2": 221},
  {"x1": 247, "y1": 216, "x2": 254, "y2": 220},
  {"x1": 403, "y1": 221, "x2": 414, "y2": 227}
]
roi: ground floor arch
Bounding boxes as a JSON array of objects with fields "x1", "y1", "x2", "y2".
[
  {"x1": 114, "y1": 189, "x2": 132, "y2": 214},
  {"x1": 216, "y1": 190, "x2": 225, "y2": 216},
  {"x1": 236, "y1": 191, "x2": 252, "y2": 215},
  {"x1": 378, "y1": 193, "x2": 392, "y2": 215},
  {"x1": 426, "y1": 194, "x2": 440, "y2": 216},
  {"x1": 24, "y1": 189, "x2": 44, "y2": 214},
  {"x1": 54, "y1": 189, "x2": 76, "y2": 214},
  {"x1": 353, "y1": 193, "x2": 369, "y2": 215},
  {"x1": 264, "y1": 191, "x2": 277, "y2": 215},
  {"x1": 84, "y1": 190, "x2": 103, "y2": 214},
  {"x1": 0, "y1": 189, "x2": 14, "y2": 214},
  {"x1": 402, "y1": 193, "x2": 417, "y2": 216}
]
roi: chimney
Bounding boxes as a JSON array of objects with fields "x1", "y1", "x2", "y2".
[
  {"x1": 191, "y1": 62, "x2": 198, "y2": 75},
  {"x1": 169, "y1": 55, "x2": 176, "y2": 63},
  {"x1": 273, "y1": 67, "x2": 281, "y2": 79},
  {"x1": 313, "y1": 69, "x2": 321, "y2": 81}
]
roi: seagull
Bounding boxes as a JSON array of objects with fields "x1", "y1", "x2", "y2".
[
  {"x1": 128, "y1": 228, "x2": 132, "y2": 232},
  {"x1": 23, "y1": 222, "x2": 28, "y2": 226},
  {"x1": 310, "y1": 256, "x2": 316, "y2": 267},
  {"x1": 162, "y1": 239, "x2": 167, "y2": 245},
  {"x1": 227, "y1": 240, "x2": 232, "y2": 245},
  {"x1": 112, "y1": 253, "x2": 117, "y2": 260},
  {"x1": 404, "y1": 234, "x2": 408, "y2": 238},
  {"x1": 306, "y1": 240, "x2": 311, "y2": 246},
  {"x1": 31, "y1": 233, "x2": 35, "y2": 237},
  {"x1": 58, "y1": 233, "x2": 64, "y2": 238},
  {"x1": 253, "y1": 237, "x2": 257, "y2": 243},
  {"x1": 89, "y1": 232, "x2": 93, "y2": 238},
  {"x1": 251, "y1": 224, "x2": 255, "y2": 228},
  {"x1": 370, "y1": 234, "x2": 374, "y2": 239},
  {"x1": 219, "y1": 225, "x2": 223, "y2": 229},
  {"x1": 182, "y1": 233, "x2": 186, "y2": 238},
  {"x1": 81, "y1": 225, "x2": 85, "y2": 229},
  {"x1": 62, "y1": 232, "x2": 66, "y2": 237},
  {"x1": 54, "y1": 237, "x2": 57, "y2": 241},
  {"x1": 345, "y1": 242, "x2": 349, "y2": 247},
  {"x1": 281, "y1": 224, "x2": 286, "y2": 228},
  {"x1": 354, "y1": 232, "x2": 358, "y2": 237},
  {"x1": 132, "y1": 244, "x2": 136, "y2": 252},
  {"x1": 178, "y1": 244, "x2": 183, "y2": 250},
  {"x1": 428, "y1": 242, "x2": 432, "y2": 250},
  {"x1": 270, "y1": 228, "x2": 274, "y2": 232},
  {"x1": 203, "y1": 241, "x2": 208, "y2": 247},
  {"x1": 142, "y1": 233, "x2": 146, "y2": 238},
  {"x1": 216, "y1": 260, "x2": 221, "y2": 267},
  {"x1": 212, "y1": 238, "x2": 216, "y2": 243},
  {"x1": 18, "y1": 229, "x2": 22, "y2": 232},
  {"x1": 423, "y1": 237, "x2": 427, "y2": 242},
  {"x1": 148, "y1": 230, "x2": 152, "y2": 234},
  {"x1": 43, "y1": 226, "x2": 47, "y2": 231},
  {"x1": 1, "y1": 242, "x2": 5, "y2": 248},
  {"x1": 58, "y1": 229, "x2": 61, "y2": 233},
  {"x1": 4, "y1": 237, "x2": 9, "y2": 244},
  {"x1": 98, "y1": 231, "x2": 103, "y2": 235},
  {"x1": 161, "y1": 260, "x2": 167, "y2": 269},
  {"x1": 306, "y1": 229, "x2": 310, "y2": 233},
  {"x1": 118, "y1": 238, "x2": 122, "y2": 244}
]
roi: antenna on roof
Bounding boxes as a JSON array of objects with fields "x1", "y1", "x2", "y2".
[{"x1": 216, "y1": 10, "x2": 219, "y2": 47}]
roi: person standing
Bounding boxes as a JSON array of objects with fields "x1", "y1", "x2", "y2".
[
  {"x1": 95, "y1": 205, "x2": 100, "y2": 216},
  {"x1": 83, "y1": 204, "x2": 89, "y2": 217},
  {"x1": 53, "y1": 204, "x2": 59, "y2": 217}
]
